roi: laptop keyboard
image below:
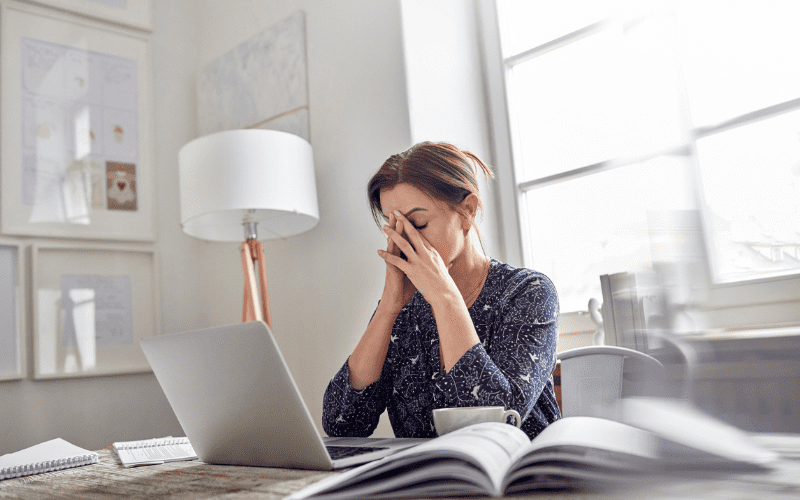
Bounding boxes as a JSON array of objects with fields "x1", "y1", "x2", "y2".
[{"x1": 326, "y1": 445, "x2": 388, "y2": 460}]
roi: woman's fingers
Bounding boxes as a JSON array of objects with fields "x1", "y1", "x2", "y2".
[
  {"x1": 381, "y1": 211, "x2": 436, "y2": 270},
  {"x1": 392, "y1": 211, "x2": 434, "y2": 252},
  {"x1": 384, "y1": 213, "x2": 400, "y2": 254},
  {"x1": 385, "y1": 226, "x2": 396, "y2": 253},
  {"x1": 383, "y1": 223, "x2": 416, "y2": 258},
  {"x1": 377, "y1": 248, "x2": 410, "y2": 272}
]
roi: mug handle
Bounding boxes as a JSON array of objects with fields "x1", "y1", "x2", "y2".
[{"x1": 503, "y1": 409, "x2": 522, "y2": 428}]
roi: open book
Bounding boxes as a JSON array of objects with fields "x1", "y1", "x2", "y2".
[{"x1": 288, "y1": 399, "x2": 778, "y2": 499}]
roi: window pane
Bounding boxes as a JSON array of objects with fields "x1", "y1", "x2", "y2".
[
  {"x1": 672, "y1": 0, "x2": 800, "y2": 127},
  {"x1": 497, "y1": 0, "x2": 637, "y2": 56},
  {"x1": 524, "y1": 157, "x2": 695, "y2": 312},
  {"x1": 696, "y1": 110, "x2": 800, "y2": 283},
  {"x1": 510, "y1": 16, "x2": 684, "y2": 181}
]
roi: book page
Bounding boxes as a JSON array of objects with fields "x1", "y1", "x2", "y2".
[
  {"x1": 622, "y1": 397, "x2": 779, "y2": 466},
  {"x1": 502, "y1": 417, "x2": 660, "y2": 493},
  {"x1": 421, "y1": 421, "x2": 530, "y2": 491},
  {"x1": 287, "y1": 422, "x2": 530, "y2": 500},
  {"x1": 520, "y1": 416, "x2": 660, "y2": 460}
]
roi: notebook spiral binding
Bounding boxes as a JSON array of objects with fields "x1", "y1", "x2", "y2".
[
  {"x1": 1, "y1": 453, "x2": 98, "y2": 480},
  {"x1": 114, "y1": 437, "x2": 190, "y2": 450}
]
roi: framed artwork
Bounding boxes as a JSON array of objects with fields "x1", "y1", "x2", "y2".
[
  {"x1": 31, "y1": 243, "x2": 160, "y2": 379},
  {"x1": 197, "y1": 11, "x2": 310, "y2": 142},
  {"x1": 20, "y1": 0, "x2": 153, "y2": 31},
  {"x1": 1, "y1": 2, "x2": 155, "y2": 242},
  {"x1": 0, "y1": 242, "x2": 26, "y2": 381}
]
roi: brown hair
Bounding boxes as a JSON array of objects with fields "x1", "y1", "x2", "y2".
[{"x1": 367, "y1": 141, "x2": 494, "y2": 240}]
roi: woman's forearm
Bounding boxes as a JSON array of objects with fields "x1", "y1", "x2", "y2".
[
  {"x1": 429, "y1": 292, "x2": 481, "y2": 372},
  {"x1": 347, "y1": 302, "x2": 401, "y2": 390}
]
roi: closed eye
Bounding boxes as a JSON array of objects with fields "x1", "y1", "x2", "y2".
[{"x1": 411, "y1": 222, "x2": 427, "y2": 230}]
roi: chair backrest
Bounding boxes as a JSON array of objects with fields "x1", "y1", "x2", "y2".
[{"x1": 556, "y1": 346, "x2": 663, "y2": 420}]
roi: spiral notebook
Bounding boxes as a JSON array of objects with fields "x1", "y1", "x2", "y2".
[
  {"x1": 113, "y1": 436, "x2": 198, "y2": 467},
  {"x1": 0, "y1": 438, "x2": 98, "y2": 480}
]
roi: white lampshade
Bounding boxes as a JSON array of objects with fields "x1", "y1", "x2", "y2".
[{"x1": 179, "y1": 129, "x2": 319, "y2": 242}]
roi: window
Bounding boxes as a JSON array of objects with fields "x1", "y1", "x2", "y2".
[{"x1": 483, "y1": 0, "x2": 800, "y2": 329}]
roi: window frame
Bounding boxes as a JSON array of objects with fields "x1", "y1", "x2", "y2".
[{"x1": 477, "y1": 0, "x2": 800, "y2": 333}]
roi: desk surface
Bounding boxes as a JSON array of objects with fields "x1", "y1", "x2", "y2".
[{"x1": 2, "y1": 436, "x2": 800, "y2": 500}]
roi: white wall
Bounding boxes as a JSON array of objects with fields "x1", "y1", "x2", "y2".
[{"x1": 400, "y1": 0, "x2": 501, "y2": 261}]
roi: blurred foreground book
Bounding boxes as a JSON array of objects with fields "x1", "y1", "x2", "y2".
[{"x1": 288, "y1": 398, "x2": 778, "y2": 499}]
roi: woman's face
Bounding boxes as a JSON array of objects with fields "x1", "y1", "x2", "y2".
[{"x1": 379, "y1": 183, "x2": 470, "y2": 267}]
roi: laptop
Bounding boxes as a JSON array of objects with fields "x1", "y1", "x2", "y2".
[{"x1": 140, "y1": 321, "x2": 425, "y2": 470}]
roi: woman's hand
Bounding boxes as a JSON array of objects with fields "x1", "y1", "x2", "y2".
[
  {"x1": 378, "y1": 211, "x2": 459, "y2": 308},
  {"x1": 379, "y1": 212, "x2": 417, "y2": 312}
]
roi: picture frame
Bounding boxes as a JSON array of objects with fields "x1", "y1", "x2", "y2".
[
  {"x1": 19, "y1": 0, "x2": 153, "y2": 31},
  {"x1": 0, "y1": 241, "x2": 26, "y2": 381},
  {"x1": 1, "y1": 2, "x2": 156, "y2": 242},
  {"x1": 31, "y1": 243, "x2": 160, "y2": 379}
]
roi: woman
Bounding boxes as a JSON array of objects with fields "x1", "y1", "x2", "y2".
[{"x1": 323, "y1": 142, "x2": 560, "y2": 440}]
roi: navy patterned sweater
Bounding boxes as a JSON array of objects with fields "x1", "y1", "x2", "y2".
[{"x1": 322, "y1": 259, "x2": 561, "y2": 440}]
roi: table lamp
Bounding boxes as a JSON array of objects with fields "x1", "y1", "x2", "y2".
[{"x1": 178, "y1": 129, "x2": 319, "y2": 327}]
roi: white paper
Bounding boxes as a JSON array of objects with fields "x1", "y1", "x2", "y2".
[{"x1": 61, "y1": 274, "x2": 133, "y2": 348}]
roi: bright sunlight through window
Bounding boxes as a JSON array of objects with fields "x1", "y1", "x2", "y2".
[{"x1": 496, "y1": 0, "x2": 800, "y2": 313}]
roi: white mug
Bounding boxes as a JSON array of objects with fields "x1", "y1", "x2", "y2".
[{"x1": 432, "y1": 406, "x2": 521, "y2": 436}]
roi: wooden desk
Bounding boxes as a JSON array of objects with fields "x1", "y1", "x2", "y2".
[
  {"x1": 2, "y1": 437, "x2": 800, "y2": 500},
  {"x1": 0, "y1": 448, "x2": 333, "y2": 499}
]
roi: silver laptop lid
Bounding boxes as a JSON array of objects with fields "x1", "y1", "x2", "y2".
[{"x1": 141, "y1": 321, "x2": 333, "y2": 470}]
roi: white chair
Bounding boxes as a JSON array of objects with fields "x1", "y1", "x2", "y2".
[{"x1": 557, "y1": 346, "x2": 664, "y2": 420}]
